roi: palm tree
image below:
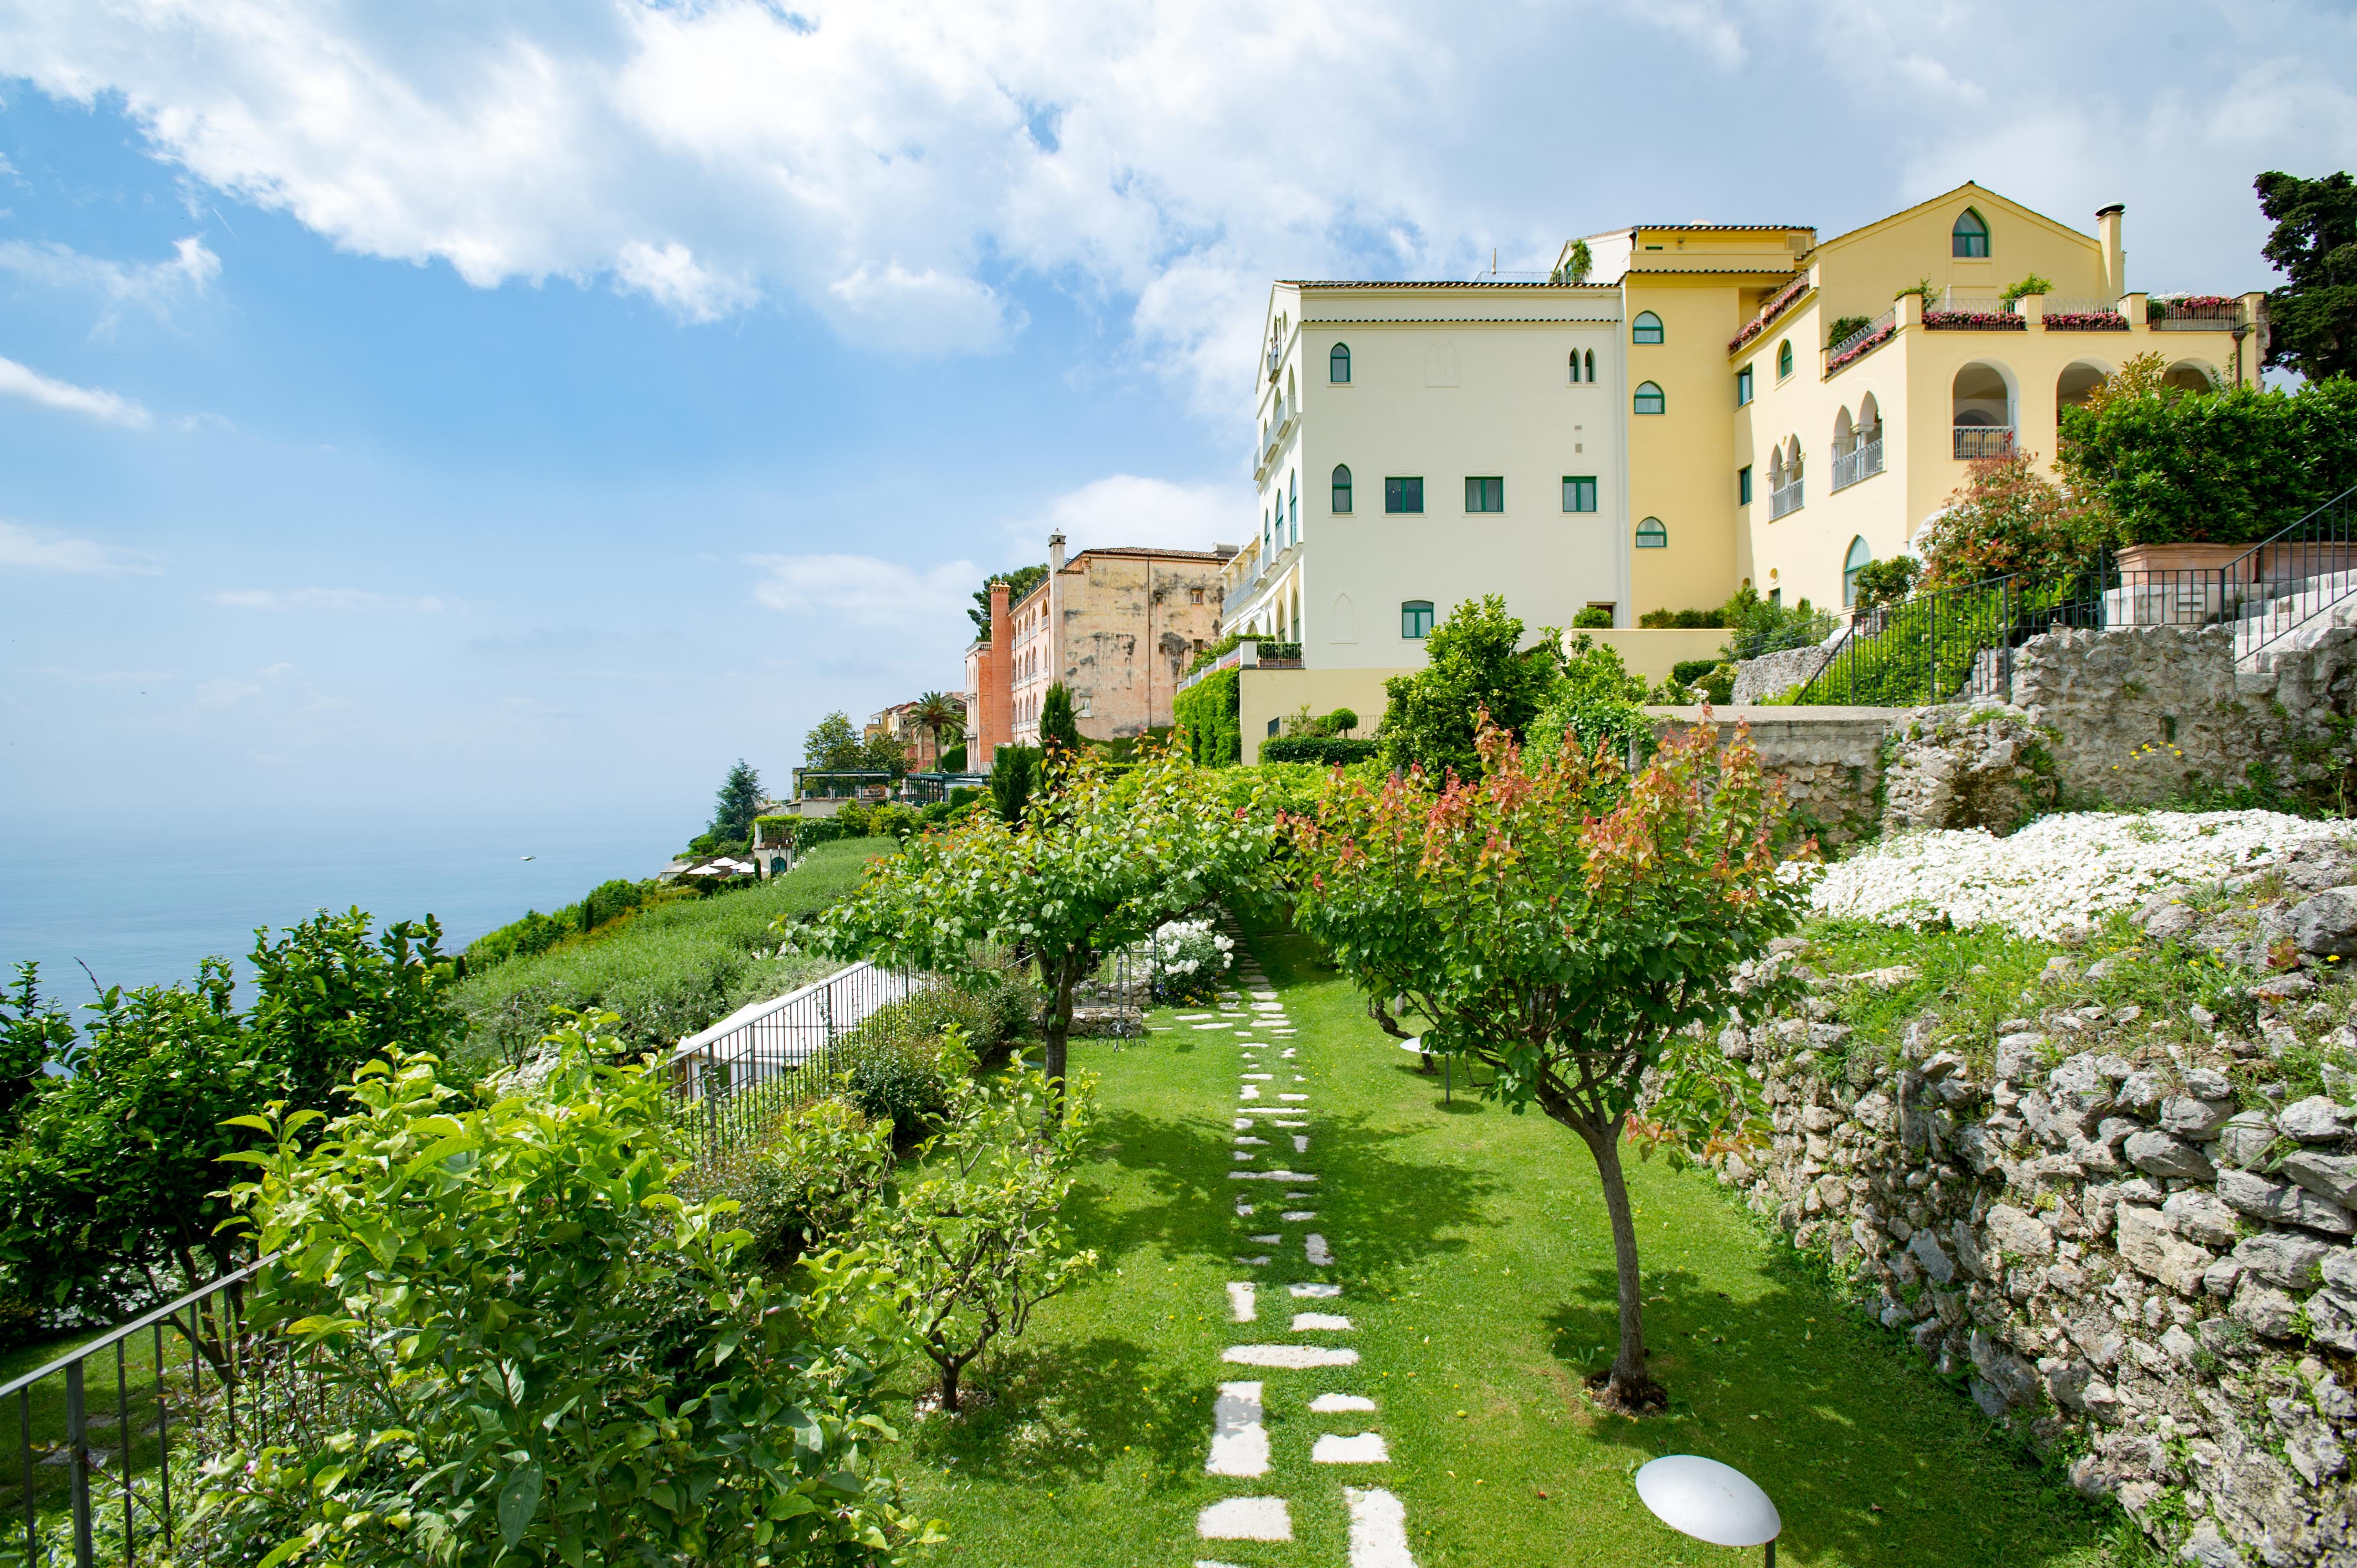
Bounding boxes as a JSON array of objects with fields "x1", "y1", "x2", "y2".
[{"x1": 910, "y1": 690, "x2": 966, "y2": 771}]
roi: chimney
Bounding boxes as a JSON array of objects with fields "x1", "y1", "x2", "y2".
[
  {"x1": 1048, "y1": 530, "x2": 1067, "y2": 575},
  {"x1": 980, "y1": 579, "x2": 1012, "y2": 764},
  {"x1": 2096, "y1": 204, "x2": 2126, "y2": 300}
]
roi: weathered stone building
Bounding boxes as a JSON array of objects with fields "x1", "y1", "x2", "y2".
[{"x1": 967, "y1": 533, "x2": 1233, "y2": 760}]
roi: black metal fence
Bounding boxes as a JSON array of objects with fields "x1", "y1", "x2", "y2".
[
  {"x1": 1794, "y1": 484, "x2": 2357, "y2": 706},
  {"x1": 0, "y1": 1256, "x2": 302, "y2": 1567}
]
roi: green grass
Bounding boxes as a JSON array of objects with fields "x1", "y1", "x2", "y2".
[
  {"x1": 452, "y1": 839, "x2": 893, "y2": 1067},
  {"x1": 883, "y1": 910, "x2": 2124, "y2": 1567}
]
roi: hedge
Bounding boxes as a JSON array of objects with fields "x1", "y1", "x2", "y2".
[
  {"x1": 2060, "y1": 376, "x2": 2357, "y2": 545},
  {"x1": 1258, "y1": 735, "x2": 1380, "y2": 765},
  {"x1": 1174, "y1": 667, "x2": 1241, "y2": 766}
]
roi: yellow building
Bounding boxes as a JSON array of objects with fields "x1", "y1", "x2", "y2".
[{"x1": 1563, "y1": 184, "x2": 2262, "y2": 615}]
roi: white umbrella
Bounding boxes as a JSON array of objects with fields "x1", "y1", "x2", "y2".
[{"x1": 1635, "y1": 1455, "x2": 1781, "y2": 1564}]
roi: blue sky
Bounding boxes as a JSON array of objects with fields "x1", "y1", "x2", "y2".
[{"x1": 2, "y1": 0, "x2": 2353, "y2": 828}]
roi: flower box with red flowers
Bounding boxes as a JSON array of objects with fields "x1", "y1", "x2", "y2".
[
  {"x1": 1922, "y1": 309, "x2": 2024, "y2": 331},
  {"x1": 2044, "y1": 311, "x2": 2128, "y2": 331},
  {"x1": 1825, "y1": 324, "x2": 1896, "y2": 372}
]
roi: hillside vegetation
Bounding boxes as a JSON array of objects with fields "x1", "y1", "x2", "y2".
[{"x1": 450, "y1": 840, "x2": 892, "y2": 1068}]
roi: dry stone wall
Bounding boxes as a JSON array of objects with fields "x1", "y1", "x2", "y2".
[{"x1": 1718, "y1": 837, "x2": 2357, "y2": 1566}]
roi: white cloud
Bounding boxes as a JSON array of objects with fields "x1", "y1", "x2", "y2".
[
  {"x1": 3, "y1": 0, "x2": 2350, "y2": 411},
  {"x1": 1002, "y1": 474, "x2": 1250, "y2": 561},
  {"x1": 745, "y1": 552, "x2": 979, "y2": 629},
  {"x1": 0, "y1": 355, "x2": 150, "y2": 426},
  {"x1": 213, "y1": 587, "x2": 459, "y2": 612},
  {"x1": 195, "y1": 677, "x2": 261, "y2": 708},
  {"x1": 0, "y1": 234, "x2": 219, "y2": 327},
  {"x1": 0, "y1": 519, "x2": 162, "y2": 573}
]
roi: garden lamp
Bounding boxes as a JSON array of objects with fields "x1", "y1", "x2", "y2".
[{"x1": 1634, "y1": 1454, "x2": 1782, "y2": 1566}]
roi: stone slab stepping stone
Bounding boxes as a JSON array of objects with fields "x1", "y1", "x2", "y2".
[
  {"x1": 1346, "y1": 1487, "x2": 1414, "y2": 1568},
  {"x1": 1314, "y1": 1432, "x2": 1390, "y2": 1464},
  {"x1": 1227, "y1": 1282, "x2": 1257, "y2": 1322},
  {"x1": 1273, "y1": 1118, "x2": 1308, "y2": 1128},
  {"x1": 1235, "y1": 1134, "x2": 1268, "y2": 1146},
  {"x1": 1235, "y1": 1202, "x2": 1257, "y2": 1217},
  {"x1": 1281, "y1": 1048, "x2": 1298, "y2": 1059},
  {"x1": 1280, "y1": 1209, "x2": 1318, "y2": 1221},
  {"x1": 1234, "y1": 1255, "x2": 1270, "y2": 1266},
  {"x1": 1222, "y1": 1344, "x2": 1359, "y2": 1369},
  {"x1": 1284, "y1": 1190, "x2": 1314, "y2": 1200},
  {"x1": 1176, "y1": 1013, "x2": 1214, "y2": 1020},
  {"x1": 1291, "y1": 1312, "x2": 1352, "y2": 1331},
  {"x1": 1279, "y1": 1093, "x2": 1309, "y2": 1102},
  {"x1": 1290, "y1": 1282, "x2": 1341, "y2": 1298},
  {"x1": 1239, "y1": 1087, "x2": 1260, "y2": 1100},
  {"x1": 1311, "y1": 1392, "x2": 1377, "y2": 1412},
  {"x1": 1228, "y1": 1169, "x2": 1317, "y2": 1182},
  {"x1": 1195, "y1": 1023, "x2": 1234, "y2": 1031},
  {"x1": 1233, "y1": 1152, "x2": 1255, "y2": 1162},
  {"x1": 1242, "y1": 1072, "x2": 1273, "y2": 1080},
  {"x1": 1293, "y1": 1136, "x2": 1310, "y2": 1153},
  {"x1": 1197, "y1": 1497, "x2": 1291, "y2": 1541},
  {"x1": 1206, "y1": 1381, "x2": 1270, "y2": 1477},
  {"x1": 1233, "y1": 1118, "x2": 1254, "y2": 1129},
  {"x1": 1248, "y1": 1233, "x2": 1282, "y2": 1245},
  {"x1": 1304, "y1": 1234, "x2": 1334, "y2": 1265}
]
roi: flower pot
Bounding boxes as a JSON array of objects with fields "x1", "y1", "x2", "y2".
[{"x1": 2113, "y1": 541, "x2": 2252, "y2": 578}]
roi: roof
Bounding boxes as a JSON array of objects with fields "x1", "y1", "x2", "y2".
[
  {"x1": 1278, "y1": 279, "x2": 1616, "y2": 290},
  {"x1": 1067, "y1": 545, "x2": 1233, "y2": 563},
  {"x1": 1629, "y1": 222, "x2": 1816, "y2": 234},
  {"x1": 1814, "y1": 180, "x2": 2094, "y2": 256}
]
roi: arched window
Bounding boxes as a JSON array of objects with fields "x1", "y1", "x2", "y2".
[
  {"x1": 1331, "y1": 463, "x2": 1352, "y2": 514},
  {"x1": 1844, "y1": 536, "x2": 1873, "y2": 606},
  {"x1": 1330, "y1": 342, "x2": 1351, "y2": 383},
  {"x1": 1568, "y1": 349, "x2": 1583, "y2": 384},
  {"x1": 1584, "y1": 349, "x2": 1596, "y2": 381},
  {"x1": 1632, "y1": 311, "x2": 1664, "y2": 344},
  {"x1": 1633, "y1": 380, "x2": 1665, "y2": 415},
  {"x1": 1777, "y1": 339, "x2": 1794, "y2": 379},
  {"x1": 1289, "y1": 470, "x2": 1299, "y2": 542},
  {"x1": 1952, "y1": 209, "x2": 1989, "y2": 258},
  {"x1": 1635, "y1": 517, "x2": 1668, "y2": 549},
  {"x1": 1401, "y1": 600, "x2": 1435, "y2": 639}
]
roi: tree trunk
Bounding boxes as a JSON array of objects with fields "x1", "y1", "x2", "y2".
[
  {"x1": 939, "y1": 1356, "x2": 961, "y2": 1413},
  {"x1": 1041, "y1": 956, "x2": 1078, "y2": 1124},
  {"x1": 1576, "y1": 1116, "x2": 1664, "y2": 1412}
]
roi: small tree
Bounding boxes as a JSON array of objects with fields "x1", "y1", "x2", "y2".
[
  {"x1": 709, "y1": 759, "x2": 764, "y2": 841},
  {"x1": 1553, "y1": 239, "x2": 1593, "y2": 286},
  {"x1": 1915, "y1": 451, "x2": 2112, "y2": 585},
  {"x1": 910, "y1": 691, "x2": 966, "y2": 770},
  {"x1": 2257, "y1": 169, "x2": 2357, "y2": 383},
  {"x1": 1531, "y1": 635, "x2": 1650, "y2": 763},
  {"x1": 1325, "y1": 706, "x2": 1358, "y2": 737},
  {"x1": 987, "y1": 744, "x2": 1037, "y2": 823},
  {"x1": 210, "y1": 1024, "x2": 927, "y2": 1566},
  {"x1": 807, "y1": 745, "x2": 1277, "y2": 1115},
  {"x1": 1285, "y1": 716, "x2": 1803, "y2": 1409},
  {"x1": 856, "y1": 1063, "x2": 1098, "y2": 1410},
  {"x1": 1037, "y1": 682, "x2": 1083, "y2": 756},
  {"x1": 804, "y1": 711, "x2": 863, "y2": 770},
  {"x1": 1378, "y1": 595, "x2": 1562, "y2": 779}
]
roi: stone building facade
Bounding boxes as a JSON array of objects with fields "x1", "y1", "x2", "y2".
[{"x1": 972, "y1": 532, "x2": 1233, "y2": 756}]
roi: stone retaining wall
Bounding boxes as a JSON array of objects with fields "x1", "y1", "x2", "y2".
[
  {"x1": 1718, "y1": 895, "x2": 2357, "y2": 1565},
  {"x1": 1647, "y1": 706, "x2": 1888, "y2": 847}
]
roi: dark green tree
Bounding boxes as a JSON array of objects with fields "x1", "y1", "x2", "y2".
[
  {"x1": 2257, "y1": 170, "x2": 2357, "y2": 381},
  {"x1": 0, "y1": 965, "x2": 73, "y2": 1137},
  {"x1": 709, "y1": 758, "x2": 764, "y2": 841},
  {"x1": 1378, "y1": 595, "x2": 1563, "y2": 778},
  {"x1": 1037, "y1": 682, "x2": 1083, "y2": 756},
  {"x1": 989, "y1": 745, "x2": 1038, "y2": 823},
  {"x1": 804, "y1": 711, "x2": 863, "y2": 770},
  {"x1": 969, "y1": 564, "x2": 1048, "y2": 641}
]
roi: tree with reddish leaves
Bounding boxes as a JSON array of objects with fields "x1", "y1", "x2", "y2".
[{"x1": 1284, "y1": 715, "x2": 1805, "y2": 1411}]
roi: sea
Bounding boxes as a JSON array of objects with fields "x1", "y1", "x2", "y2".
[{"x1": 0, "y1": 804, "x2": 688, "y2": 1017}]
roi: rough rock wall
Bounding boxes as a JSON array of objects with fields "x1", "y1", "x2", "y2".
[
  {"x1": 1721, "y1": 859, "x2": 2357, "y2": 1565},
  {"x1": 1880, "y1": 705, "x2": 2058, "y2": 834},
  {"x1": 1653, "y1": 710, "x2": 1886, "y2": 848},
  {"x1": 1733, "y1": 642, "x2": 1836, "y2": 704},
  {"x1": 2010, "y1": 625, "x2": 2357, "y2": 808}
]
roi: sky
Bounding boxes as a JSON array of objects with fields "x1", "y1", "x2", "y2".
[{"x1": 2, "y1": 0, "x2": 2354, "y2": 829}]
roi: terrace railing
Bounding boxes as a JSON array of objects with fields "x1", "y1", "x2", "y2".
[
  {"x1": 2147, "y1": 296, "x2": 2243, "y2": 331},
  {"x1": 1768, "y1": 478, "x2": 1804, "y2": 520},
  {"x1": 2222, "y1": 484, "x2": 2357, "y2": 662},
  {"x1": 1831, "y1": 438, "x2": 1884, "y2": 492},
  {"x1": 0, "y1": 1256, "x2": 304, "y2": 1567},
  {"x1": 1953, "y1": 425, "x2": 2015, "y2": 460}
]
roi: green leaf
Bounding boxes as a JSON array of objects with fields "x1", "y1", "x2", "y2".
[{"x1": 497, "y1": 1462, "x2": 544, "y2": 1546}]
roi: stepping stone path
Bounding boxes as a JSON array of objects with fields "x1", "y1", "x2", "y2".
[{"x1": 1195, "y1": 915, "x2": 1418, "y2": 1566}]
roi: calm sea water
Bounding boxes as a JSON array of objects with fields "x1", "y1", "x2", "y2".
[{"x1": 0, "y1": 804, "x2": 687, "y2": 1011}]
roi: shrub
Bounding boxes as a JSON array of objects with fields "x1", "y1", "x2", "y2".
[
  {"x1": 939, "y1": 743, "x2": 967, "y2": 772},
  {"x1": 209, "y1": 1026, "x2": 927, "y2": 1566},
  {"x1": 1825, "y1": 313, "x2": 1872, "y2": 346},
  {"x1": 1139, "y1": 917, "x2": 1234, "y2": 1003},
  {"x1": 853, "y1": 1065, "x2": 1098, "y2": 1410},
  {"x1": 679, "y1": 1096, "x2": 892, "y2": 1271},
  {"x1": 869, "y1": 802, "x2": 919, "y2": 840},
  {"x1": 1916, "y1": 452, "x2": 2111, "y2": 586},
  {"x1": 1531, "y1": 634, "x2": 1651, "y2": 764},
  {"x1": 1640, "y1": 607, "x2": 1728, "y2": 629},
  {"x1": 1719, "y1": 584, "x2": 1836, "y2": 659},
  {"x1": 1851, "y1": 554, "x2": 1921, "y2": 608},
  {"x1": 1258, "y1": 735, "x2": 1381, "y2": 765},
  {"x1": 988, "y1": 745, "x2": 1039, "y2": 821},
  {"x1": 1669, "y1": 657, "x2": 1721, "y2": 687},
  {"x1": 1173, "y1": 667, "x2": 1241, "y2": 766},
  {"x1": 1571, "y1": 605, "x2": 1615, "y2": 628},
  {"x1": 1325, "y1": 705, "x2": 1358, "y2": 735},
  {"x1": 1380, "y1": 595, "x2": 1563, "y2": 778}
]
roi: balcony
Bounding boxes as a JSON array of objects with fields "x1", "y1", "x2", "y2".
[
  {"x1": 1953, "y1": 425, "x2": 2015, "y2": 461},
  {"x1": 2039, "y1": 297, "x2": 2129, "y2": 332},
  {"x1": 1831, "y1": 438, "x2": 1884, "y2": 492},
  {"x1": 1822, "y1": 308, "x2": 1896, "y2": 376},
  {"x1": 2148, "y1": 295, "x2": 2243, "y2": 331},
  {"x1": 1768, "y1": 478, "x2": 1804, "y2": 520}
]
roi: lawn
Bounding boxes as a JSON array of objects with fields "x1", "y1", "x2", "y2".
[{"x1": 884, "y1": 909, "x2": 2127, "y2": 1567}]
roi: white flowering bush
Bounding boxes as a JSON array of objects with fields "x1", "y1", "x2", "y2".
[
  {"x1": 1141, "y1": 917, "x2": 1233, "y2": 1002},
  {"x1": 1808, "y1": 809, "x2": 2330, "y2": 941}
]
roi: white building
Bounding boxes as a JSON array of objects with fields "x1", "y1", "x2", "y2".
[{"x1": 1222, "y1": 280, "x2": 1631, "y2": 668}]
